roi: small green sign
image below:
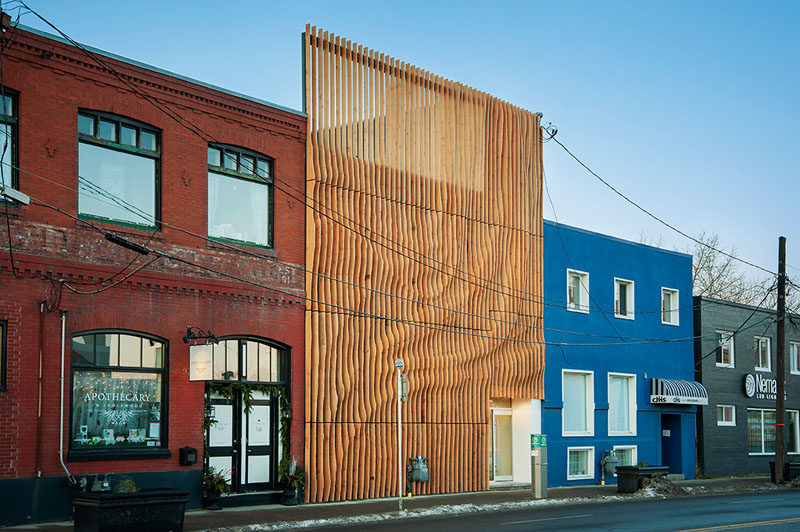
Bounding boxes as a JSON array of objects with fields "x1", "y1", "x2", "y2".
[{"x1": 530, "y1": 434, "x2": 547, "y2": 448}]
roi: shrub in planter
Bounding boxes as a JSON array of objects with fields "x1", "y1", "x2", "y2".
[
  {"x1": 202, "y1": 466, "x2": 231, "y2": 510},
  {"x1": 278, "y1": 457, "x2": 305, "y2": 505}
]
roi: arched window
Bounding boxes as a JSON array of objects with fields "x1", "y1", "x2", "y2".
[
  {"x1": 69, "y1": 330, "x2": 169, "y2": 460},
  {"x1": 208, "y1": 337, "x2": 287, "y2": 383}
]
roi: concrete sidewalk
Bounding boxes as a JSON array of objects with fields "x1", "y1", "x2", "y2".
[{"x1": 5, "y1": 476, "x2": 783, "y2": 531}]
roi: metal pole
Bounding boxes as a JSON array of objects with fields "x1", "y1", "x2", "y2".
[
  {"x1": 776, "y1": 236, "x2": 786, "y2": 484},
  {"x1": 396, "y1": 360, "x2": 403, "y2": 511}
]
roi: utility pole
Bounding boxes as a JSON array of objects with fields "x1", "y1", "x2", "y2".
[
  {"x1": 776, "y1": 236, "x2": 786, "y2": 484},
  {"x1": 395, "y1": 359, "x2": 404, "y2": 511}
]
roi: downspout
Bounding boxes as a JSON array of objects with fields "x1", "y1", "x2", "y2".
[
  {"x1": 58, "y1": 309, "x2": 75, "y2": 483},
  {"x1": 34, "y1": 302, "x2": 45, "y2": 477}
]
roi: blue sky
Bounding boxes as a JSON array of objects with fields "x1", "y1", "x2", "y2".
[{"x1": 11, "y1": 0, "x2": 800, "y2": 283}]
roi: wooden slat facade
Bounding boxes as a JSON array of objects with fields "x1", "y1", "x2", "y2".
[{"x1": 303, "y1": 25, "x2": 544, "y2": 502}]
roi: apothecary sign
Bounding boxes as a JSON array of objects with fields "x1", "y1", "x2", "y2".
[{"x1": 744, "y1": 373, "x2": 777, "y2": 400}]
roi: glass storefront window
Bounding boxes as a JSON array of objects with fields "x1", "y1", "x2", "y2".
[
  {"x1": 70, "y1": 331, "x2": 166, "y2": 456},
  {"x1": 71, "y1": 370, "x2": 162, "y2": 448}
]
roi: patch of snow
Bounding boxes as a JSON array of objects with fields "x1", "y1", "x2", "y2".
[{"x1": 197, "y1": 495, "x2": 636, "y2": 531}]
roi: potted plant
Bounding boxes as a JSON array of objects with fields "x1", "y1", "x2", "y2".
[
  {"x1": 202, "y1": 466, "x2": 231, "y2": 510},
  {"x1": 278, "y1": 457, "x2": 305, "y2": 505}
]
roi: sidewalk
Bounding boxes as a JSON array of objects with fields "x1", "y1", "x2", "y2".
[{"x1": 5, "y1": 476, "x2": 782, "y2": 532}]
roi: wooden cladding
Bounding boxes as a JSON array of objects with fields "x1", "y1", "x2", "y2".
[{"x1": 303, "y1": 25, "x2": 544, "y2": 502}]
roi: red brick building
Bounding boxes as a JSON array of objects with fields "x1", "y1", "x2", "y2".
[{"x1": 0, "y1": 25, "x2": 306, "y2": 525}]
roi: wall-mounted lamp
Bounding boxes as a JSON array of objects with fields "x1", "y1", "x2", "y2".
[{"x1": 183, "y1": 325, "x2": 219, "y2": 345}]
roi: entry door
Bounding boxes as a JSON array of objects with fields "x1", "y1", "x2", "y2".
[
  {"x1": 660, "y1": 414, "x2": 682, "y2": 474},
  {"x1": 207, "y1": 391, "x2": 237, "y2": 487},
  {"x1": 207, "y1": 389, "x2": 277, "y2": 492},
  {"x1": 491, "y1": 409, "x2": 513, "y2": 481},
  {"x1": 240, "y1": 391, "x2": 273, "y2": 490}
]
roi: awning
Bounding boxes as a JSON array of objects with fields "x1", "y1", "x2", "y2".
[{"x1": 650, "y1": 378, "x2": 708, "y2": 405}]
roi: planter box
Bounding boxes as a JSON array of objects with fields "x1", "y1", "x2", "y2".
[
  {"x1": 769, "y1": 461, "x2": 800, "y2": 482},
  {"x1": 616, "y1": 466, "x2": 670, "y2": 494},
  {"x1": 73, "y1": 488, "x2": 189, "y2": 532},
  {"x1": 280, "y1": 483, "x2": 305, "y2": 506}
]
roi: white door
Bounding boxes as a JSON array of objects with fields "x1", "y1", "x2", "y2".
[
  {"x1": 491, "y1": 408, "x2": 513, "y2": 481},
  {"x1": 207, "y1": 388, "x2": 276, "y2": 491},
  {"x1": 241, "y1": 391, "x2": 273, "y2": 489}
]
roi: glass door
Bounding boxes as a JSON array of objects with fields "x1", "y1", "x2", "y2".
[
  {"x1": 491, "y1": 408, "x2": 513, "y2": 481},
  {"x1": 240, "y1": 390, "x2": 275, "y2": 490}
]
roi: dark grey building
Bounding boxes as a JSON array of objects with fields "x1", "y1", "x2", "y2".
[{"x1": 694, "y1": 297, "x2": 800, "y2": 476}]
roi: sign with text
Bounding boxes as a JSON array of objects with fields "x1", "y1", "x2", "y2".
[
  {"x1": 189, "y1": 344, "x2": 213, "y2": 381},
  {"x1": 744, "y1": 373, "x2": 778, "y2": 400},
  {"x1": 530, "y1": 434, "x2": 548, "y2": 448}
]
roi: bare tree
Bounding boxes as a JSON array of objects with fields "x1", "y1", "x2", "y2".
[
  {"x1": 690, "y1": 232, "x2": 763, "y2": 304},
  {"x1": 689, "y1": 232, "x2": 800, "y2": 313}
]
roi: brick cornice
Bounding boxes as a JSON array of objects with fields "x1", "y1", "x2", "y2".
[
  {"x1": 0, "y1": 255, "x2": 305, "y2": 308},
  {"x1": 6, "y1": 28, "x2": 305, "y2": 142}
]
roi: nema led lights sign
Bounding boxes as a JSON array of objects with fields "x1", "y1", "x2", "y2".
[{"x1": 743, "y1": 373, "x2": 777, "y2": 400}]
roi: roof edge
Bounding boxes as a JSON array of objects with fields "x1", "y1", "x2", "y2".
[
  {"x1": 543, "y1": 219, "x2": 693, "y2": 260},
  {"x1": 15, "y1": 23, "x2": 306, "y2": 118}
]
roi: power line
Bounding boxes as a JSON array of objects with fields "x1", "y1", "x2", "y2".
[
  {"x1": 8, "y1": 7, "x2": 780, "y2": 332},
  {"x1": 1, "y1": 150, "x2": 701, "y2": 318},
  {"x1": 7, "y1": 158, "x2": 723, "y2": 342},
  {"x1": 550, "y1": 133, "x2": 775, "y2": 277},
  {"x1": 544, "y1": 167, "x2": 625, "y2": 341},
  {"x1": 694, "y1": 286, "x2": 776, "y2": 367},
  {"x1": 24, "y1": 189, "x2": 743, "y2": 348},
  {"x1": 8, "y1": 7, "x2": 557, "y2": 308}
]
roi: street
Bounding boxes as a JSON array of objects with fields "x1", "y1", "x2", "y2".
[{"x1": 296, "y1": 491, "x2": 800, "y2": 532}]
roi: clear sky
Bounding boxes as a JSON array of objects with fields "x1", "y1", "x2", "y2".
[{"x1": 9, "y1": 0, "x2": 800, "y2": 284}]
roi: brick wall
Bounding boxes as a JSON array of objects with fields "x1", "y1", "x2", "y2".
[{"x1": 0, "y1": 26, "x2": 307, "y2": 481}]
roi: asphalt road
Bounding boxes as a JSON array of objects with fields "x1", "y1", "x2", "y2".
[{"x1": 301, "y1": 491, "x2": 800, "y2": 532}]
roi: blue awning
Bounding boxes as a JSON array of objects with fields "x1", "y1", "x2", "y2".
[{"x1": 650, "y1": 378, "x2": 708, "y2": 405}]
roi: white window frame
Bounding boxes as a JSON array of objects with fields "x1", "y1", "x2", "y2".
[
  {"x1": 566, "y1": 446, "x2": 595, "y2": 480},
  {"x1": 562, "y1": 369, "x2": 595, "y2": 437},
  {"x1": 612, "y1": 445, "x2": 638, "y2": 467},
  {"x1": 661, "y1": 287, "x2": 679, "y2": 326},
  {"x1": 789, "y1": 410, "x2": 800, "y2": 455},
  {"x1": 754, "y1": 335, "x2": 771, "y2": 372},
  {"x1": 791, "y1": 342, "x2": 800, "y2": 375},
  {"x1": 566, "y1": 269, "x2": 590, "y2": 314},
  {"x1": 607, "y1": 372, "x2": 637, "y2": 436},
  {"x1": 715, "y1": 330, "x2": 735, "y2": 368},
  {"x1": 748, "y1": 408, "x2": 775, "y2": 455},
  {"x1": 613, "y1": 278, "x2": 635, "y2": 319},
  {"x1": 716, "y1": 404, "x2": 736, "y2": 426}
]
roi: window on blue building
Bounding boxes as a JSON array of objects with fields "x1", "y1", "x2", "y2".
[
  {"x1": 661, "y1": 288, "x2": 679, "y2": 325},
  {"x1": 614, "y1": 278, "x2": 634, "y2": 319},
  {"x1": 567, "y1": 446, "x2": 594, "y2": 480},
  {"x1": 613, "y1": 445, "x2": 637, "y2": 466},
  {"x1": 608, "y1": 373, "x2": 636, "y2": 435},
  {"x1": 567, "y1": 270, "x2": 589, "y2": 313},
  {"x1": 563, "y1": 370, "x2": 593, "y2": 436}
]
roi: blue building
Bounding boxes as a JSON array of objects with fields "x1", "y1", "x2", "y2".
[{"x1": 542, "y1": 220, "x2": 702, "y2": 486}]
